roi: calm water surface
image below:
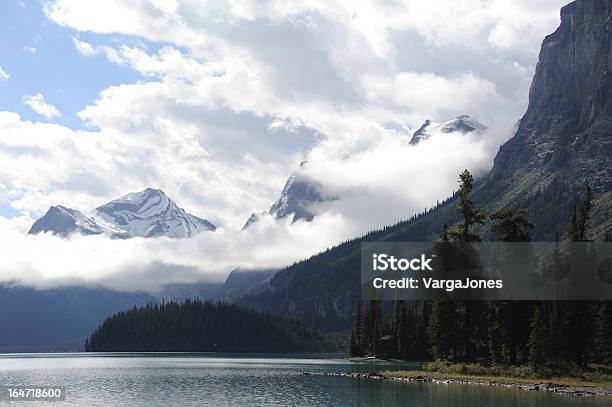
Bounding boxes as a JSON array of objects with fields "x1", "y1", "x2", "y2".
[{"x1": 0, "y1": 353, "x2": 609, "y2": 406}]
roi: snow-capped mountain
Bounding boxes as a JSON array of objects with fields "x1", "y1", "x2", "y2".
[
  {"x1": 28, "y1": 205, "x2": 107, "y2": 237},
  {"x1": 268, "y1": 170, "x2": 327, "y2": 223},
  {"x1": 28, "y1": 188, "x2": 216, "y2": 238},
  {"x1": 96, "y1": 188, "x2": 216, "y2": 238},
  {"x1": 242, "y1": 162, "x2": 332, "y2": 229},
  {"x1": 241, "y1": 211, "x2": 266, "y2": 230},
  {"x1": 409, "y1": 115, "x2": 486, "y2": 145}
]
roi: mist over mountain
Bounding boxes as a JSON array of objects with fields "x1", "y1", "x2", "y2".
[
  {"x1": 28, "y1": 188, "x2": 216, "y2": 239},
  {"x1": 242, "y1": 161, "x2": 332, "y2": 228},
  {"x1": 244, "y1": 115, "x2": 489, "y2": 229},
  {"x1": 240, "y1": 0, "x2": 612, "y2": 329}
]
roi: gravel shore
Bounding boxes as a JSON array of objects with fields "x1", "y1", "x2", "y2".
[{"x1": 304, "y1": 371, "x2": 612, "y2": 398}]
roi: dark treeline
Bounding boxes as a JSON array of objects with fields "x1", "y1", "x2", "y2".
[
  {"x1": 349, "y1": 171, "x2": 612, "y2": 368},
  {"x1": 86, "y1": 299, "x2": 325, "y2": 353}
]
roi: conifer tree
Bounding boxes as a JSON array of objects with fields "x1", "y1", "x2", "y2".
[
  {"x1": 569, "y1": 183, "x2": 594, "y2": 242},
  {"x1": 562, "y1": 184, "x2": 595, "y2": 366},
  {"x1": 490, "y1": 207, "x2": 533, "y2": 242},
  {"x1": 594, "y1": 302, "x2": 612, "y2": 363},
  {"x1": 393, "y1": 301, "x2": 412, "y2": 359},
  {"x1": 415, "y1": 304, "x2": 429, "y2": 360},
  {"x1": 528, "y1": 306, "x2": 548, "y2": 366},
  {"x1": 490, "y1": 206, "x2": 534, "y2": 364},
  {"x1": 363, "y1": 300, "x2": 382, "y2": 356},
  {"x1": 349, "y1": 329, "x2": 358, "y2": 357},
  {"x1": 427, "y1": 298, "x2": 456, "y2": 360},
  {"x1": 393, "y1": 301, "x2": 403, "y2": 358},
  {"x1": 487, "y1": 303, "x2": 510, "y2": 365},
  {"x1": 449, "y1": 169, "x2": 486, "y2": 242},
  {"x1": 349, "y1": 301, "x2": 364, "y2": 357},
  {"x1": 578, "y1": 184, "x2": 593, "y2": 242},
  {"x1": 446, "y1": 170, "x2": 488, "y2": 360},
  {"x1": 441, "y1": 223, "x2": 450, "y2": 243},
  {"x1": 568, "y1": 206, "x2": 580, "y2": 242}
]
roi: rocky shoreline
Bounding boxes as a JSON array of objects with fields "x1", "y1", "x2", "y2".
[{"x1": 304, "y1": 372, "x2": 612, "y2": 398}]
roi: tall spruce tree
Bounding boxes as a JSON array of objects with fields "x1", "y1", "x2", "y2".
[
  {"x1": 449, "y1": 169, "x2": 486, "y2": 242},
  {"x1": 349, "y1": 301, "x2": 364, "y2": 357},
  {"x1": 363, "y1": 300, "x2": 382, "y2": 356},
  {"x1": 427, "y1": 222, "x2": 459, "y2": 361},
  {"x1": 349, "y1": 329, "x2": 358, "y2": 357},
  {"x1": 569, "y1": 183, "x2": 594, "y2": 242},
  {"x1": 600, "y1": 230, "x2": 612, "y2": 363},
  {"x1": 578, "y1": 184, "x2": 593, "y2": 242},
  {"x1": 448, "y1": 169, "x2": 488, "y2": 361},
  {"x1": 490, "y1": 206, "x2": 534, "y2": 364},
  {"x1": 393, "y1": 301, "x2": 403, "y2": 358},
  {"x1": 528, "y1": 306, "x2": 549, "y2": 366},
  {"x1": 568, "y1": 206, "x2": 580, "y2": 243},
  {"x1": 594, "y1": 302, "x2": 612, "y2": 364},
  {"x1": 427, "y1": 298, "x2": 457, "y2": 361},
  {"x1": 487, "y1": 303, "x2": 510, "y2": 365},
  {"x1": 562, "y1": 183, "x2": 595, "y2": 366}
]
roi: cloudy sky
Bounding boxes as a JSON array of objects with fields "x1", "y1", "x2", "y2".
[{"x1": 0, "y1": 0, "x2": 568, "y2": 290}]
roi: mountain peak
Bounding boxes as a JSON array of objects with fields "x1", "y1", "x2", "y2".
[
  {"x1": 96, "y1": 188, "x2": 216, "y2": 238},
  {"x1": 29, "y1": 189, "x2": 216, "y2": 238},
  {"x1": 243, "y1": 165, "x2": 334, "y2": 229},
  {"x1": 112, "y1": 188, "x2": 167, "y2": 204},
  {"x1": 440, "y1": 115, "x2": 486, "y2": 134},
  {"x1": 242, "y1": 211, "x2": 267, "y2": 230},
  {"x1": 409, "y1": 115, "x2": 485, "y2": 145},
  {"x1": 28, "y1": 205, "x2": 105, "y2": 237},
  {"x1": 409, "y1": 120, "x2": 433, "y2": 145},
  {"x1": 268, "y1": 171, "x2": 328, "y2": 223}
]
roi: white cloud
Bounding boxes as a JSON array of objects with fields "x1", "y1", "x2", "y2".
[
  {"x1": 0, "y1": 0, "x2": 571, "y2": 290},
  {"x1": 0, "y1": 109, "x2": 294, "y2": 229},
  {"x1": 0, "y1": 109, "x2": 512, "y2": 291},
  {"x1": 72, "y1": 37, "x2": 124, "y2": 64},
  {"x1": 72, "y1": 37, "x2": 96, "y2": 56},
  {"x1": 21, "y1": 46, "x2": 37, "y2": 54},
  {"x1": 361, "y1": 72, "x2": 501, "y2": 123},
  {"x1": 47, "y1": 0, "x2": 567, "y2": 59},
  {"x1": 0, "y1": 212, "x2": 354, "y2": 292},
  {"x1": 23, "y1": 94, "x2": 61, "y2": 119},
  {"x1": 0, "y1": 127, "x2": 497, "y2": 292},
  {"x1": 0, "y1": 66, "x2": 9, "y2": 81}
]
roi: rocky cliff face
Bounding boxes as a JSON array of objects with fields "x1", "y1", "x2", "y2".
[{"x1": 490, "y1": 0, "x2": 612, "y2": 193}]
